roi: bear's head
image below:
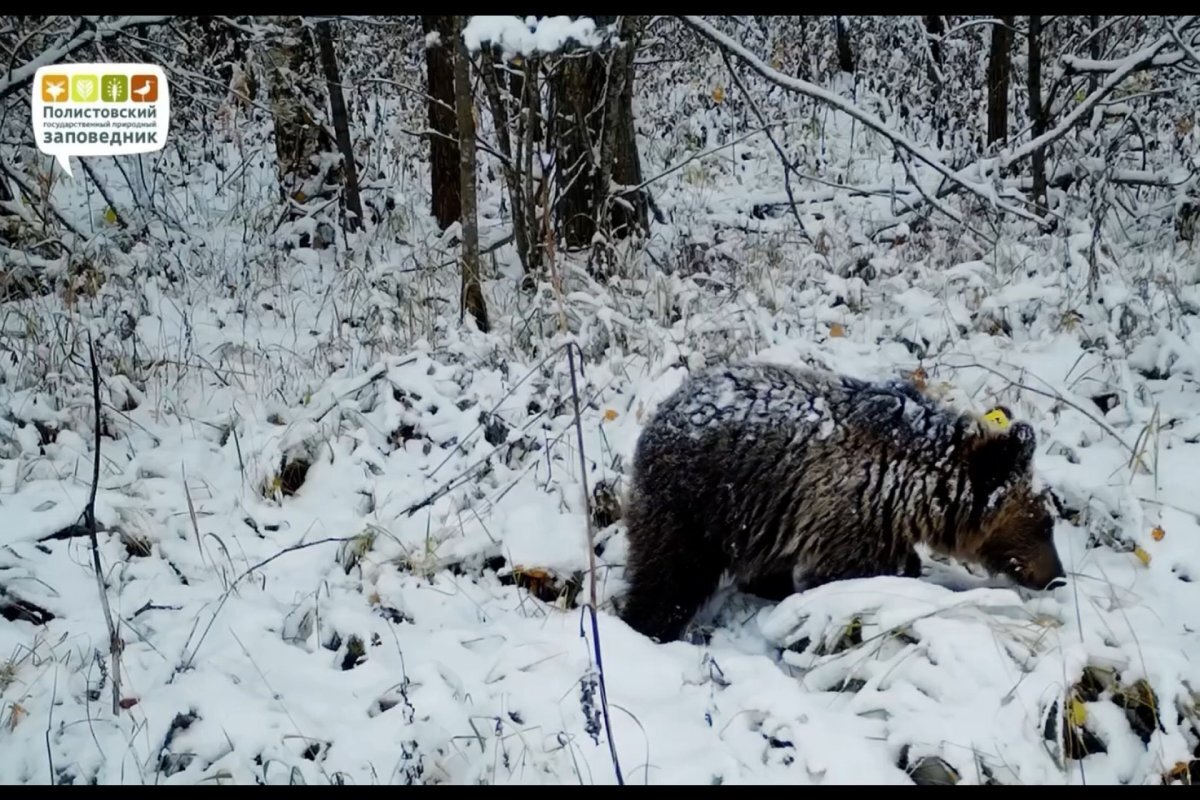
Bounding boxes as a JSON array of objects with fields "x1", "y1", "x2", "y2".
[{"x1": 961, "y1": 420, "x2": 1066, "y2": 592}]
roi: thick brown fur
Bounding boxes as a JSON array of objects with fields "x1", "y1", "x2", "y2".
[{"x1": 619, "y1": 360, "x2": 1065, "y2": 643}]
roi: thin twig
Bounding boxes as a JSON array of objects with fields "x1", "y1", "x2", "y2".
[
  {"x1": 940, "y1": 360, "x2": 1141, "y2": 463},
  {"x1": 84, "y1": 335, "x2": 122, "y2": 716},
  {"x1": 679, "y1": 15, "x2": 1044, "y2": 225},
  {"x1": 179, "y1": 536, "x2": 358, "y2": 672},
  {"x1": 719, "y1": 49, "x2": 804, "y2": 233},
  {"x1": 45, "y1": 664, "x2": 57, "y2": 783},
  {"x1": 540, "y1": 174, "x2": 622, "y2": 783}
]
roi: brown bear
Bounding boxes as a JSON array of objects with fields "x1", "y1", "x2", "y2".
[{"x1": 619, "y1": 360, "x2": 1066, "y2": 643}]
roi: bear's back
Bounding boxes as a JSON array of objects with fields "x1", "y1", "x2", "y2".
[{"x1": 643, "y1": 361, "x2": 964, "y2": 456}]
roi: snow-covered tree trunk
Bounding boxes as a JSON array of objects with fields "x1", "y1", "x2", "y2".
[
  {"x1": 452, "y1": 15, "x2": 488, "y2": 333},
  {"x1": 316, "y1": 20, "x2": 364, "y2": 233},
  {"x1": 986, "y1": 17, "x2": 1014, "y2": 146},
  {"x1": 262, "y1": 16, "x2": 332, "y2": 203},
  {"x1": 422, "y1": 15, "x2": 461, "y2": 231},
  {"x1": 1027, "y1": 16, "x2": 1047, "y2": 214},
  {"x1": 551, "y1": 15, "x2": 647, "y2": 250}
]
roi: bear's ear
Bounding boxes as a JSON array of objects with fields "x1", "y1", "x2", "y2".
[{"x1": 968, "y1": 420, "x2": 1038, "y2": 491}]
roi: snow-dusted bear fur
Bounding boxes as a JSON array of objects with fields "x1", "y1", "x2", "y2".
[{"x1": 619, "y1": 360, "x2": 1066, "y2": 643}]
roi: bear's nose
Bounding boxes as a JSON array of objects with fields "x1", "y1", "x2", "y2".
[{"x1": 1046, "y1": 577, "x2": 1067, "y2": 590}]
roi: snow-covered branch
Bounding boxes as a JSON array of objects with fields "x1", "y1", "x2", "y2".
[
  {"x1": 997, "y1": 18, "x2": 1195, "y2": 174},
  {"x1": 0, "y1": 16, "x2": 171, "y2": 101},
  {"x1": 678, "y1": 15, "x2": 1043, "y2": 225},
  {"x1": 461, "y1": 15, "x2": 609, "y2": 57}
]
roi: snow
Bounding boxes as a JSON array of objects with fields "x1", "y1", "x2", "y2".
[
  {"x1": 3, "y1": 14, "x2": 1200, "y2": 788},
  {"x1": 462, "y1": 16, "x2": 607, "y2": 57}
]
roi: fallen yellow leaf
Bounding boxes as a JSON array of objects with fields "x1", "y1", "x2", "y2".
[
  {"x1": 1068, "y1": 696, "x2": 1087, "y2": 727},
  {"x1": 603, "y1": 408, "x2": 618, "y2": 422},
  {"x1": 829, "y1": 322, "x2": 846, "y2": 338},
  {"x1": 1134, "y1": 546, "x2": 1151, "y2": 566},
  {"x1": 1151, "y1": 525, "x2": 1165, "y2": 542},
  {"x1": 712, "y1": 86, "x2": 725, "y2": 103},
  {"x1": 103, "y1": 206, "x2": 118, "y2": 225}
]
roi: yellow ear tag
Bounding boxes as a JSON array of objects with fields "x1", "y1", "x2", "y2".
[{"x1": 983, "y1": 407, "x2": 1011, "y2": 430}]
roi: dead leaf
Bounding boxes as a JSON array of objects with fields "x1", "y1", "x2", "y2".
[
  {"x1": 908, "y1": 367, "x2": 928, "y2": 391},
  {"x1": 711, "y1": 86, "x2": 725, "y2": 103},
  {"x1": 119, "y1": 697, "x2": 139, "y2": 710},
  {"x1": 512, "y1": 565, "x2": 553, "y2": 596},
  {"x1": 603, "y1": 408, "x2": 618, "y2": 422},
  {"x1": 1068, "y1": 696, "x2": 1087, "y2": 727},
  {"x1": 1134, "y1": 546, "x2": 1151, "y2": 566},
  {"x1": 1151, "y1": 525, "x2": 1165, "y2": 542},
  {"x1": 7, "y1": 703, "x2": 25, "y2": 731},
  {"x1": 829, "y1": 322, "x2": 846, "y2": 338}
]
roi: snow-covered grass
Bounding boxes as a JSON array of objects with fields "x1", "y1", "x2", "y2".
[{"x1": 4, "y1": 17, "x2": 1200, "y2": 786}]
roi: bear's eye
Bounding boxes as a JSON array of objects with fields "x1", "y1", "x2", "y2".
[{"x1": 1007, "y1": 557, "x2": 1023, "y2": 573}]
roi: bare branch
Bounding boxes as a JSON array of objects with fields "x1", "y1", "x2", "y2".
[
  {"x1": 678, "y1": 15, "x2": 1044, "y2": 225},
  {"x1": 0, "y1": 16, "x2": 170, "y2": 100},
  {"x1": 1004, "y1": 18, "x2": 1194, "y2": 173}
]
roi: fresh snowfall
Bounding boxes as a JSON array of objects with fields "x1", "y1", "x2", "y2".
[{"x1": 2, "y1": 14, "x2": 1200, "y2": 786}]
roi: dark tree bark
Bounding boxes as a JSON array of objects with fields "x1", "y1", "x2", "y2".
[
  {"x1": 479, "y1": 46, "x2": 534, "y2": 275},
  {"x1": 986, "y1": 17, "x2": 1015, "y2": 146},
  {"x1": 835, "y1": 17, "x2": 855, "y2": 74},
  {"x1": 264, "y1": 16, "x2": 333, "y2": 202},
  {"x1": 1088, "y1": 15, "x2": 1102, "y2": 95},
  {"x1": 315, "y1": 20, "x2": 364, "y2": 232},
  {"x1": 594, "y1": 15, "x2": 648, "y2": 246},
  {"x1": 422, "y1": 15, "x2": 461, "y2": 231},
  {"x1": 452, "y1": 16, "x2": 488, "y2": 333},
  {"x1": 550, "y1": 15, "x2": 648, "y2": 250},
  {"x1": 923, "y1": 15, "x2": 945, "y2": 69},
  {"x1": 1027, "y1": 16, "x2": 1047, "y2": 214}
]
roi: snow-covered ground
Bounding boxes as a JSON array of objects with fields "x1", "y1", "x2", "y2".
[{"x1": 4, "y1": 17, "x2": 1200, "y2": 785}]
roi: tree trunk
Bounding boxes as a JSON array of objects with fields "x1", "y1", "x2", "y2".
[
  {"x1": 478, "y1": 46, "x2": 532, "y2": 275},
  {"x1": 835, "y1": 17, "x2": 855, "y2": 74},
  {"x1": 263, "y1": 16, "x2": 332, "y2": 203},
  {"x1": 593, "y1": 16, "x2": 648, "y2": 247},
  {"x1": 795, "y1": 17, "x2": 810, "y2": 80},
  {"x1": 1088, "y1": 15, "x2": 1101, "y2": 95},
  {"x1": 923, "y1": 15, "x2": 946, "y2": 149},
  {"x1": 422, "y1": 16, "x2": 461, "y2": 231},
  {"x1": 551, "y1": 16, "x2": 648, "y2": 249},
  {"x1": 452, "y1": 16, "x2": 488, "y2": 333},
  {"x1": 1028, "y1": 15, "x2": 1047, "y2": 214},
  {"x1": 986, "y1": 17, "x2": 1014, "y2": 146},
  {"x1": 551, "y1": 20, "x2": 611, "y2": 249},
  {"x1": 923, "y1": 15, "x2": 944, "y2": 70},
  {"x1": 315, "y1": 20, "x2": 364, "y2": 233}
]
